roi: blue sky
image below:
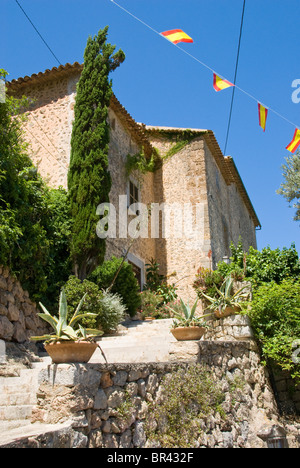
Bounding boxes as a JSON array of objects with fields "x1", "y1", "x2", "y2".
[{"x1": 2, "y1": 0, "x2": 300, "y2": 253}]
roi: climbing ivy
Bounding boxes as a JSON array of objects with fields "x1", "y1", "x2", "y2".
[
  {"x1": 154, "y1": 129, "x2": 201, "y2": 162},
  {"x1": 125, "y1": 149, "x2": 157, "y2": 179}
]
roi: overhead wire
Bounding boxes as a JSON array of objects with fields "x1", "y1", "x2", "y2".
[
  {"x1": 13, "y1": 0, "x2": 68, "y2": 172},
  {"x1": 14, "y1": 0, "x2": 62, "y2": 66},
  {"x1": 224, "y1": 0, "x2": 246, "y2": 155},
  {"x1": 109, "y1": 0, "x2": 300, "y2": 137}
]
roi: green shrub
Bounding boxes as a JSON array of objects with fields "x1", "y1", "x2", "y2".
[
  {"x1": 155, "y1": 300, "x2": 181, "y2": 320},
  {"x1": 98, "y1": 290, "x2": 126, "y2": 333},
  {"x1": 0, "y1": 88, "x2": 72, "y2": 305},
  {"x1": 140, "y1": 290, "x2": 163, "y2": 319},
  {"x1": 64, "y1": 276, "x2": 102, "y2": 329},
  {"x1": 218, "y1": 240, "x2": 300, "y2": 286},
  {"x1": 145, "y1": 259, "x2": 178, "y2": 303},
  {"x1": 193, "y1": 267, "x2": 226, "y2": 298},
  {"x1": 249, "y1": 279, "x2": 300, "y2": 383},
  {"x1": 64, "y1": 276, "x2": 125, "y2": 333},
  {"x1": 89, "y1": 257, "x2": 141, "y2": 317}
]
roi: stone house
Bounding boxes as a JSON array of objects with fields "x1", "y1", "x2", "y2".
[{"x1": 7, "y1": 63, "x2": 260, "y2": 301}]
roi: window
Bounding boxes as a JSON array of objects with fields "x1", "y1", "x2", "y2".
[
  {"x1": 127, "y1": 178, "x2": 141, "y2": 216},
  {"x1": 129, "y1": 180, "x2": 140, "y2": 206},
  {"x1": 127, "y1": 253, "x2": 145, "y2": 291}
]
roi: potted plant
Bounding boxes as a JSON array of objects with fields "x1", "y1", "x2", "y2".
[
  {"x1": 31, "y1": 288, "x2": 104, "y2": 363},
  {"x1": 139, "y1": 290, "x2": 162, "y2": 321},
  {"x1": 200, "y1": 275, "x2": 249, "y2": 318},
  {"x1": 168, "y1": 298, "x2": 208, "y2": 341}
]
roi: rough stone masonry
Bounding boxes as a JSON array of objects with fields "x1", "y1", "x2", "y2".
[{"x1": 25, "y1": 341, "x2": 299, "y2": 449}]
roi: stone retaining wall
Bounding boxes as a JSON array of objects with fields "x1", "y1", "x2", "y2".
[
  {"x1": 0, "y1": 266, "x2": 48, "y2": 343},
  {"x1": 30, "y1": 341, "x2": 299, "y2": 448},
  {"x1": 204, "y1": 314, "x2": 254, "y2": 341},
  {"x1": 271, "y1": 367, "x2": 300, "y2": 416}
]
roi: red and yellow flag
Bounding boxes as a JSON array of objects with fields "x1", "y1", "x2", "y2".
[
  {"x1": 258, "y1": 103, "x2": 268, "y2": 132},
  {"x1": 213, "y1": 73, "x2": 234, "y2": 92},
  {"x1": 161, "y1": 29, "x2": 193, "y2": 44},
  {"x1": 286, "y1": 128, "x2": 300, "y2": 153}
]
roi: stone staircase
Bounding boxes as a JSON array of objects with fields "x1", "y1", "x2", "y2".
[
  {"x1": 91, "y1": 318, "x2": 177, "y2": 363},
  {"x1": 0, "y1": 318, "x2": 176, "y2": 446},
  {"x1": 0, "y1": 359, "x2": 51, "y2": 434}
]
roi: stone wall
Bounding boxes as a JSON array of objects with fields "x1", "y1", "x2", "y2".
[
  {"x1": 0, "y1": 266, "x2": 48, "y2": 343},
  {"x1": 29, "y1": 342, "x2": 299, "y2": 449},
  {"x1": 271, "y1": 367, "x2": 300, "y2": 416},
  {"x1": 151, "y1": 135, "x2": 212, "y2": 302},
  {"x1": 13, "y1": 72, "x2": 80, "y2": 189},
  {"x1": 105, "y1": 108, "x2": 156, "y2": 274},
  {"x1": 203, "y1": 139, "x2": 257, "y2": 269}
]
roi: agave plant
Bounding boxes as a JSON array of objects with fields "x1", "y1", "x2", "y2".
[
  {"x1": 200, "y1": 275, "x2": 250, "y2": 315},
  {"x1": 31, "y1": 288, "x2": 103, "y2": 344},
  {"x1": 168, "y1": 298, "x2": 208, "y2": 329}
]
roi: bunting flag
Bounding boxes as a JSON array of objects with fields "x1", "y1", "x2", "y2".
[
  {"x1": 161, "y1": 29, "x2": 194, "y2": 44},
  {"x1": 286, "y1": 128, "x2": 300, "y2": 153},
  {"x1": 213, "y1": 73, "x2": 234, "y2": 92},
  {"x1": 258, "y1": 103, "x2": 268, "y2": 132}
]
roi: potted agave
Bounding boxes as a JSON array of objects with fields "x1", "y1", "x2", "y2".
[
  {"x1": 168, "y1": 298, "x2": 208, "y2": 341},
  {"x1": 200, "y1": 275, "x2": 250, "y2": 318},
  {"x1": 31, "y1": 288, "x2": 104, "y2": 364}
]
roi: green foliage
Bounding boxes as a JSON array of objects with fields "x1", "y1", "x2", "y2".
[
  {"x1": 64, "y1": 276, "x2": 102, "y2": 329},
  {"x1": 169, "y1": 298, "x2": 207, "y2": 328},
  {"x1": 155, "y1": 130, "x2": 199, "y2": 162},
  {"x1": 146, "y1": 365, "x2": 229, "y2": 448},
  {"x1": 155, "y1": 299, "x2": 181, "y2": 320},
  {"x1": 145, "y1": 259, "x2": 178, "y2": 304},
  {"x1": 220, "y1": 240, "x2": 300, "y2": 286},
  {"x1": 42, "y1": 188, "x2": 73, "y2": 307},
  {"x1": 125, "y1": 150, "x2": 156, "y2": 179},
  {"x1": 114, "y1": 391, "x2": 135, "y2": 421},
  {"x1": 139, "y1": 290, "x2": 163, "y2": 319},
  {"x1": 277, "y1": 151, "x2": 300, "y2": 221},
  {"x1": 193, "y1": 267, "x2": 227, "y2": 298},
  {"x1": 68, "y1": 26, "x2": 125, "y2": 279},
  {"x1": 64, "y1": 275, "x2": 125, "y2": 333},
  {"x1": 89, "y1": 256, "x2": 141, "y2": 317},
  {"x1": 98, "y1": 290, "x2": 126, "y2": 333},
  {"x1": 249, "y1": 279, "x2": 300, "y2": 383},
  {"x1": 0, "y1": 85, "x2": 72, "y2": 304},
  {"x1": 31, "y1": 288, "x2": 103, "y2": 344},
  {"x1": 199, "y1": 275, "x2": 250, "y2": 315}
]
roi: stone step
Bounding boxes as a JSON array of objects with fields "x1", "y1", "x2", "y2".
[
  {"x1": 0, "y1": 370, "x2": 40, "y2": 387},
  {"x1": 101, "y1": 335, "x2": 174, "y2": 344},
  {"x1": 0, "y1": 421, "x2": 72, "y2": 448},
  {"x1": 0, "y1": 419, "x2": 32, "y2": 432},
  {"x1": 0, "y1": 392, "x2": 37, "y2": 406},
  {"x1": 90, "y1": 343, "x2": 173, "y2": 363},
  {"x1": 0, "y1": 404, "x2": 34, "y2": 421}
]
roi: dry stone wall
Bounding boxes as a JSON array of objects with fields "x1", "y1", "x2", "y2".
[
  {"x1": 0, "y1": 266, "x2": 48, "y2": 343},
  {"x1": 28, "y1": 342, "x2": 300, "y2": 449}
]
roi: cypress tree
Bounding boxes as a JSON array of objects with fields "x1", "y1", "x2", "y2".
[{"x1": 68, "y1": 27, "x2": 125, "y2": 280}]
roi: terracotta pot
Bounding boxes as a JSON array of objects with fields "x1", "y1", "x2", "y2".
[
  {"x1": 45, "y1": 341, "x2": 98, "y2": 364},
  {"x1": 214, "y1": 306, "x2": 240, "y2": 319},
  {"x1": 171, "y1": 326, "x2": 206, "y2": 341}
]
